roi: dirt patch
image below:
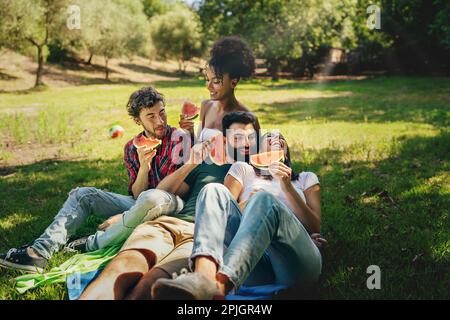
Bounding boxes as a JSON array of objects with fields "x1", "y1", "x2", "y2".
[
  {"x1": 0, "y1": 141, "x2": 80, "y2": 167},
  {"x1": 0, "y1": 50, "x2": 204, "y2": 92}
]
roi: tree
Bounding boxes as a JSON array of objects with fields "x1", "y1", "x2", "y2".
[
  {"x1": 150, "y1": 4, "x2": 205, "y2": 72},
  {"x1": 197, "y1": 0, "x2": 359, "y2": 79},
  {"x1": 346, "y1": 0, "x2": 450, "y2": 74},
  {"x1": 141, "y1": 0, "x2": 168, "y2": 19},
  {"x1": 430, "y1": 0, "x2": 450, "y2": 50},
  {"x1": 0, "y1": 0, "x2": 69, "y2": 87},
  {"x1": 75, "y1": 0, "x2": 149, "y2": 79}
]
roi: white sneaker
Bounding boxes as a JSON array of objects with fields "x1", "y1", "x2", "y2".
[{"x1": 151, "y1": 272, "x2": 223, "y2": 300}]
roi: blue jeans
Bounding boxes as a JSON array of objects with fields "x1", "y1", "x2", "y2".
[
  {"x1": 32, "y1": 187, "x2": 183, "y2": 260},
  {"x1": 191, "y1": 183, "x2": 322, "y2": 289}
]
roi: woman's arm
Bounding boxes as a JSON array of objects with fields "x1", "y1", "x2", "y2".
[
  {"x1": 196, "y1": 100, "x2": 210, "y2": 141},
  {"x1": 283, "y1": 182, "x2": 321, "y2": 234},
  {"x1": 156, "y1": 163, "x2": 197, "y2": 198},
  {"x1": 269, "y1": 162, "x2": 321, "y2": 234},
  {"x1": 156, "y1": 141, "x2": 210, "y2": 197}
]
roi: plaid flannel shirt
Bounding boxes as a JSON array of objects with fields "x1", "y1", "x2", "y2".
[{"x1": 123, "y1": 125, "x2": 188, "y2": 196}]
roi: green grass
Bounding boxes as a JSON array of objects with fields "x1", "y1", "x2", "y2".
[{"x1": 0, "y1": 76, "x2": 449, "y2": 299}]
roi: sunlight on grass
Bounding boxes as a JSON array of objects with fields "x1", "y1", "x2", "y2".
[
  {"x1": 0, "y1": 212, "x2": 36, "y2": 231},
  {"x1": 0, "y1": 76, "x2": 449, "y2": 299},
  {"x1": 431, "y1": 239, "x2": 450, "y2": 262}
]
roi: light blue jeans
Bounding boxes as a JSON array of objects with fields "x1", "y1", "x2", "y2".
[
  {"x1": 32, "y1": 187, "x2": 183, "y2": 260},
  {"x1": 191, "y1": 183, "x2": 322, "y2": 289}
]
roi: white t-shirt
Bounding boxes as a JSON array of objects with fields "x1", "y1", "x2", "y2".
[{"x1": 227, "y1": 161, "x2": 320, "y2": 212}]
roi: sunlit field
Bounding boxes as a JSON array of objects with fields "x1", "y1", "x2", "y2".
[{"x1": 0, "y1": 76, "x2": 449, "y2": 299}]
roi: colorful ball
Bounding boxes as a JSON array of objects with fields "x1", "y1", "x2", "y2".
[{"x1": 109, "y1": 125, "x2": 125, "y2": 138}]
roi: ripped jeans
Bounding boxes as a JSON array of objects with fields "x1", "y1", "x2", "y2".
[
  {"x1": 32, "y1": 187, "x2": 183, "y2": 260},
  {"x1": 190, "y1": 183, "x2": 322, "y2": 290}
]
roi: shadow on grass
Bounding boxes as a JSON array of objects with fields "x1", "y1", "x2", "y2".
[
  {"x1": 251, "y1": 77, "x2": 450, "y2": 128},
  {"x1": 0, "y1": 130, "x2": 449, "y2": 299},
  {"x1": 0, "y1": 158, "x2": 128, "y2": 251},
  {"x1": 307, "y1": 130, "x2": 449, "y2": 299},
  {"x1": 119, "y1": 62, "x2": 199, "y2": 79},
  {"x1": 153, "y1": 77, "x2": 207, "y2": 89},
  {"x1": 0, "y1": 70, "x2": 19, "y2": 81}
]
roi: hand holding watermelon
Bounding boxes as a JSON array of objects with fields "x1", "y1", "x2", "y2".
[
  {"x1": 136, "y1": 147, "x2": 157, "y2": 171},
  {"x1": 133, "y1": 135, "x2": 162, "y2": 170},
  {"x1": 179, "y1": 101, "x2": 199, "y2": 135},
  {"x1": 179, "y1": 114, "x2": 195, "y2": 134},
  {"x1": 181, "y1": 101, "x2": 200, "y2": 120},
  {"x1": 268, "y1": 161, "x2": 292, "y2": 185},
  {"x1": 187, "y1": 141, "x2": 211, "y2": 165}
]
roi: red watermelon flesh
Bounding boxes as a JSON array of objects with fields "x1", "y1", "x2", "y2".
[
  {"x1": 250, "y1": 150, "x2": 285, "y2": 169},
  {"x1": 133, "y1": 134, "x2": 162, "y2": 150},
  {"x1": 182, "y1": 101, "x2": 200, "y2": 120},
  {"x1": 209, "y1": 134, "x2": 227, "y2": 166}
]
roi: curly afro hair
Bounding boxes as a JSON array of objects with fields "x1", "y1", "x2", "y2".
[
  {"x1": 126, "y1": 86, "x2": 165, "y2": 119},
  {"x1": 208, "y1": 36, "x2": 255, "y2": 80}
]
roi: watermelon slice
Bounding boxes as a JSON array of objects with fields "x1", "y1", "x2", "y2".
[
  {"x1": 208, "y1": 134, "x2": 227, "y2": 166},
  {"x1": 133, "y1": 134, "x2": 161, "y2": 150},
  {"x1": 182, "y1": 101, "x2": 200, "y2": 120},
  {"x1": 250, "y1": 150, "x2": 285, "y2": 169}
]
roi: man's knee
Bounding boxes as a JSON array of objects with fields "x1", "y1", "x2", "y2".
[
  {"x1": 251, "y1": 190, "x2": 275, "y2": 203},
  {"x1": 200, "y1": 183, "x2": 230, "y2": 198},
  {"x1": 249, "y1": 191, "x2": 288, "y2": 218},
  {"x1": 249, "y1": 191, "x2": 278, "y2": 212},
  {"x1": 69, "y1": 187, "x2": 98, "y2": 202},
  {"x1": 136, "y1": 189, "x2": 171, "y2": 208}
]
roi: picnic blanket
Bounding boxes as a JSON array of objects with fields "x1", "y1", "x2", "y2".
[
  {"x1": 14, "y1": 244, "x2": 122, "y2": 294},
  {"x1": 14, "y1": 243, "x2": 288, "y2": 299},
  {"x1": 66, "y1": 268, "x2": 289, "y2": 300}
]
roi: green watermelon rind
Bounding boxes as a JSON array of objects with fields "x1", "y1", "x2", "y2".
[
  {"x1": 250, "y1": 151, "x2": 285, "y2": 168},
  {"x1": 185, "y1": 113, "x2": 199, "y2": 120},
  {"x1": 182, "y1": 102, "x2": 200, "y2": 120},
  {"x1": 133, "y1": 136, "x2": 161, "y2": 150}
]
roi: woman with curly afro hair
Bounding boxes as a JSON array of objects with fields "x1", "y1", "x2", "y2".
[{"x1": 180, "y1": 36, "x2": 261, "y2": 144}]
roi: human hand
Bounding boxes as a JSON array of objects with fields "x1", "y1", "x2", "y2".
[
  {"x1": 268, "y1": 161, "x2": 292, "y2": 186},
  {"x1": 137, "y1": 146, "x2": 157, "y2": 171},
  {"x1": 310, "y1": 233, "x2": 328, "y2": 248},
  {"x1": 98, "y1": 213, "x2": 123, "y2": 231},
  {"x1": 179, "y1": 114, "x2": 195, "y2": 135},
  {"x1": 186, "y1": 140, "x2": 211, "y2": 165}
]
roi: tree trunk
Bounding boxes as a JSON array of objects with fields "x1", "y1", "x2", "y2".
[
  {"x1": 35, "y1": 45, "x2": 45, "y2": 87},
  {"x1": 293, "y1": 58, "x2": 306, "y2": 78},
  {"x1": 267, "y1": 59, "x2": 280, "y2": 81},
  {"x1": 86, "y1": 52, "x2": 93, "y2": 65},
  {"x1": 105, "y1": 57, "x2": 109, "y2": 80},
  {"x1": 307, "y1": 63, "x2": 315, "y2": 79},
  {"x1": 306, "y1": 55, "x2": 315, "y2": 79}
]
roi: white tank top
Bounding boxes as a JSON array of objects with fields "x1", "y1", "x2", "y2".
[{"x1": 199, "y1": 128, "x2": 222, "y2": 142}]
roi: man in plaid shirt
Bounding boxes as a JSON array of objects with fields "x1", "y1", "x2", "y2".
[{"x1": 0, "y1": 86, "x2": 192, "y2": 273}]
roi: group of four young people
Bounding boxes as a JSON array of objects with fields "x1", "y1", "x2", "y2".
[{"x1": 0, "y1": 36, "x2": 325, "y2": 300}]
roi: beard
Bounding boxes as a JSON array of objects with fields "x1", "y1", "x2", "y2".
[
  {"x1": 226, "y1": 144, "x2": 256, "y2": 163},
  {"x1": 144, "y1": 124, "x2": 166, "y2": 139}
]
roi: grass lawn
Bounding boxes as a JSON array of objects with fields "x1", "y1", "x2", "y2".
[{"x1": 0, "y1": 76, "x2": 449, "y2": 299}]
